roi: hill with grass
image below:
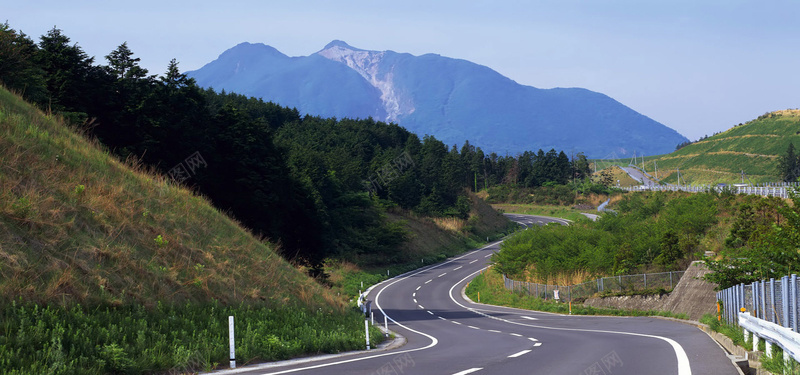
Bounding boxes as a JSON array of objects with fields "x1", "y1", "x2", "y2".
[
  {"x1": 599, "y1": 110, "x2": 800, "y2": 185},
  {"x1": 0, "y1": 87, "x2": 337, "y2": 308},
  {"x1": 0, "y1": 87, "x2": 398, "y2": 374}
]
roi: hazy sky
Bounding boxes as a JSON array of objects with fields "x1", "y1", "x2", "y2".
[{"x1": 5, "y1": 1, "x2": 799, "y2": 141}]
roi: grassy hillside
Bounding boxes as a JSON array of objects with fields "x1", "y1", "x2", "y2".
[
  {"x1": 597, "y1": 110, "x2": 800, "y2": 185},
  {"x1": 0, "y1": 87, "x2": 389, "y2": 374},
  {"x1": 0, "y1": 87, "x2": 336, "y2": 308}
]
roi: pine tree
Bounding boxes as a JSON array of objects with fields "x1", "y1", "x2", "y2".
[{"x1": 778, "y1": 142, "x2": 799, "y2": 182}]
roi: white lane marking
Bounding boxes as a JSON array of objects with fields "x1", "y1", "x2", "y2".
[
  {"x1": 418, "y1": 304, "x2": 425, "y2": 309},
  {"x1": 413, "y1": 299, "x2": 417, "y2": 303},
  {"x1": 255, "y1": 239, "x2": 514, "y2": 375},
  {"x1": 528, "y1": 337, "x2": 538, "y2": 342},
  {"x1": 533, "y1": 343, "x2": 542, "y2": 347},
  {"x1": 448, "y1": 267, "x2": 693, "y2": 375},
  {"x1": 467, "y1": 325, "x2": 480, "y2": 330},
  {"x1": 438, "y1": 316, "x2": 447, "y2": 320},
  {"x1": 484, "y1": 254, "x2": 492, "y2": 258},
  {"x1": 427, "y1": 311, "x2": 434, "y2": 315},
  {"x1": 488, "y1": 329, "x2": 501, "y2": 333},
  {"x1": 413, "y1": 292, "x2": 416, "y2": 297},
  {"x1": 508, "y1": 350, "x2": 531, "y2": 358},
  {"x1": 469, "y1": 259, "x2": 478, "y2": 264},
  {"x1": 453, "y1": 368, "x2": 483, "y2": 375},
  {"x1": 454, "y1": 266, "x2": 463, "y2": 270},
  {"x1": 256, "y1": 253, "x2": 451, "y2": 374},
  {"x1": 416, "y1": 286, "x2": 421, "y2": 291},
  {"x1": 452, "y1": 321, "x2": 462, "y2": 325},
  {"x1": 425, "y1": 279, "x2": 432, "y2": 284},
  {"x1": 438, "y1": 273, "x2": 447, "y2": 278},
  {"x1": 509, "y1": 333, "x2": 522, "y2": 337},
  {"x1": 521, "y1": 316, "x2": 538, "y2": 320}
]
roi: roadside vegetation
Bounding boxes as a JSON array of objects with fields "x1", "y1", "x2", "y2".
[{"x1": 465, "y1": 268, "x2": 687, "y2": 319}]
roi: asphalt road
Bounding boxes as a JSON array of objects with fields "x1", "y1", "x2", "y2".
[{"x1": 221, "y1": 214, "x2": 738, "y2": 375}]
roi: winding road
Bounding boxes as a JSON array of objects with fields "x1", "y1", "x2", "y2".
[{"x1": 221, "y1": 214, "x2": 738, "y2": 375}]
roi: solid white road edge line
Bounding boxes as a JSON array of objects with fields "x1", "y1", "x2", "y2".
[{"x1": 448, "y1": 268, "x2": 693, "y2": 375}]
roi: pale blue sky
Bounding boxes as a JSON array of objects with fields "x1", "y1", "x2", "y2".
[{"x1": 5, "y1": 1, "x2": 800, "y2": 142}]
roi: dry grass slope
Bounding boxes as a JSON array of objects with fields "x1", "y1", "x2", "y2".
[{"x1": 0, "y1": 87, "x2": 341, "y2": 310}]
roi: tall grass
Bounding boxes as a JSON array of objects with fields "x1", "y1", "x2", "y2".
[{"x1": 0, "y1": 300, "x2": 384, "y2": 374}]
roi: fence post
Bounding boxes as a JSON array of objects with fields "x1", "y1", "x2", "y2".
[
  {"x1": 751, "y1": 282, "x2": 758, "y2": 318},
  {"x1": 644, "y1": 274, "x2": 647, "y2": 289},
  {"x1": 670, "y1": 272, "x2": 673, "y2": 289}
]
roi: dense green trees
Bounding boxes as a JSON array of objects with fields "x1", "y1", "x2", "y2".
[
  {"x1": 705, "y1": 194, "x2": 800, "y2": 289},
  {"x1": 777, "y1": 142, "x2": 800, "y2": 182},
  {"x1": 493, "y1": 192, "x2": 720, "y2": 282}
]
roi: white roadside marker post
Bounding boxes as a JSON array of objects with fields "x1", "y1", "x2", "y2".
[
  {"x1": 365, "y1": 319, "x2": 371, "y2": 350},
  {"x1": 371, "y1": 311, "x2": 374, "y2": 325},
  {"x1": 228, "y1": 316, "x2": 236, "y2": 369},
  {"x1": 384, "y1": 315, "x2": 389, "y2": 337}
]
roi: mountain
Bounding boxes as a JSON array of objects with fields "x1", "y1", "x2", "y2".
[
  {"x1": 188, "y1": 41, "x2": 688, "y2": 158},
  {"x1": 610, "y1": 110, "x2": 800, "y2": 184}
]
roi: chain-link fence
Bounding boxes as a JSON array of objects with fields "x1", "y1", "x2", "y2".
[
  {"x1": 717, "y1": 275, "x2": 800, "y2": 333},
  {"x1": 502, "y1": 271, "x2": 686, "y2": 302}
]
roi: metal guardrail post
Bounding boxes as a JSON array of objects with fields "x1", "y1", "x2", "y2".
[
  {"x1": 770, "y1": 278, "x2": 777, "y2": 324},
  {"x1": 783, "y1": 276, "x2": 790, "y2": 328},
  {"x1": 762, "y1": 280, "x2": 767, "y2": 321},
  {"x1": 793, "y1": 274, "x2": 799, "y2": 333}
]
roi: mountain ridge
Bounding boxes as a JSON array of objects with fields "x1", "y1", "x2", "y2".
[{"x1": 188, "y1": 41, "x2": 688, "y2": 157}]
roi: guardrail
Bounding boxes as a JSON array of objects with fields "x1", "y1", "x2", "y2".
[
  {"x1": 502, "y1": 270, "x2": 685, "y2": 302},
  {"x1": 718, "y1": 274, "x2": 800, "y2": 362},
  {"x1": 624, "y1": 184, "x2": 793, "y2": 198}
]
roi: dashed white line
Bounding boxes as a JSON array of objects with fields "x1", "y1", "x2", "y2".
[
  {"x1": 412, "y1": 292, "x2": 416, "y2": 297},
  {"x1": 520, "y1": 316, "x2": 538, "y2": 320},
  {"x1": 452, "y1": 321, "x2": 462, "y2": 325},
  {"x1": 438, "y1": 316, "x2": 447, "y2": 320},
  {"x1": 508, "y1": 350, "x2": 531, "y2": 358},
  {"x1": 418, "y1": 304, "x2": 425, "y2": 309},
  {"x1": 484, "y1": 254, "x2": 492, "y2": 258},
  {"x1": 469, "y1": 259, "x2": 478, "y2": 264},
  {"x1": 425, "y1": 280, "x2": 432, "y2": 284},
  {"x1": 416, "y1": 286, "x2": 421, "y2": 291},
  {"x1": 488, "y1": 329, "x2": 501, "y2": 333},
  {"x1": 453, "y1": 368, "x2": 483, "y2": 375},
  {"x1": 533, "y1": 342, "x2": 542, "y2": 347},
  {"x1": 467, "y1": 325, "x2": 480, "y2": 330},
  {"x1": 528, "y1": 337, "x2": 539, "y2": 342},
  {"x1": 438, "y1": 273, "x2": 447, "y2": 278},
  {"x1": 413, "y1": 299, "x2": 417, "y2": 304},
  {"x1": 509, "y1": 333, "x2": 522, "y2": 337},
  {"x1": 427, "y1": 311, "x2": 434, "y2": 315},
  {"x1": 453, "y1": 266, "x2": 463, "y2": 270}
]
